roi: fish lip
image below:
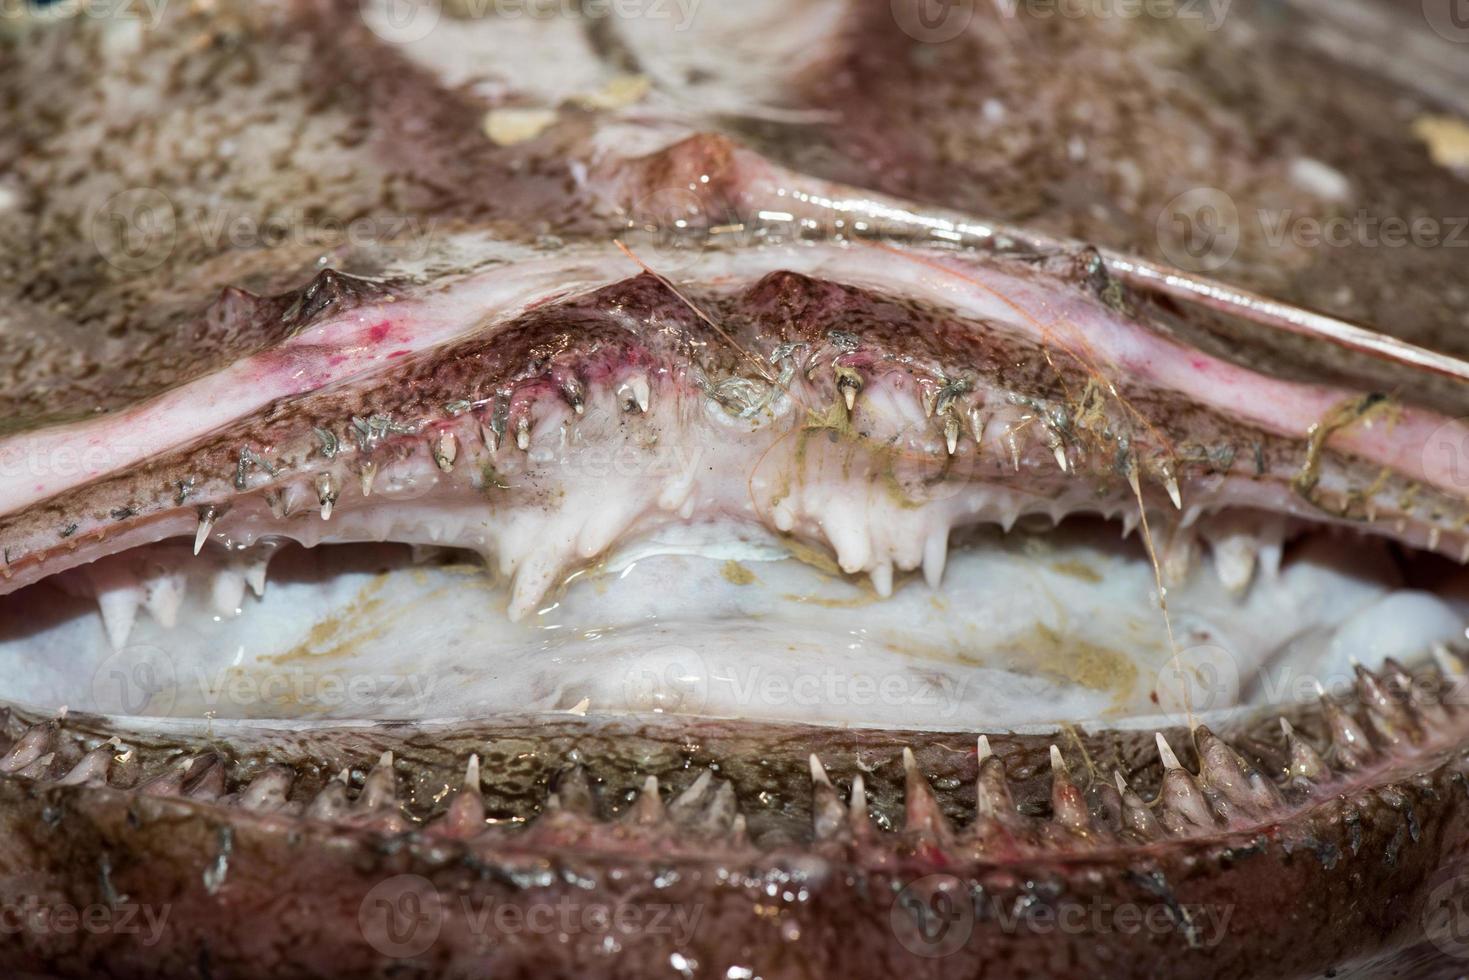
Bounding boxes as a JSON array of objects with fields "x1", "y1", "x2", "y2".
[{"x1": 1, "y1": 690, "x2": 1466, "y2": 978}]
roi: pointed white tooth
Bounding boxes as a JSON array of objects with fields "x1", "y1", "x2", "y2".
[
  {"x1": 1200, "y1": 517, "x2": 1259, "y2": 595},
  {"x1": 921, "y1": 529, "x2": 948, "y2": 589},
  {"x1": 1429, "y1": 527, "x2": 1443, "y2": 551},
  {"x1": 359, "y1": 462, "x2": 377, "y2": 497},
  {"x1": 1257, "y1": 516, "x2": 1286, "y2": 579},
  {"x1": 1155, "y1": 731, "x2": 1183, "y2": 770},
  {"x1": 96, "y1": 586, "x2": 140, "y2": 652},
  {"x1": 244, "y1": 554, "x2": 270, "y2": 598},
  {"x1": 194, "y1": 507, "x2": 216, "y2": 555},
  {"x1": 316, "y1": 474, "x2": 337, "y2": 520},
  {"x1": 1163, "y1": 525, "x2": 1199, "y2": 588},
  {"x1": 85, "y1": 560, "x2": 143, "y2": 652},
  {"x1": 870, "y1": 562, "x2": 893, "y2": 598},
  {"x1": 1164, "y1": 473, "x2": 1183, "y2": 510},
  {"x1": 809, "y1": 753, "x2": 831, "y2": 786},
  {"x1": 142, "y1": 565, "x2": 186, "y2": 629},
  {"x1": 969, "y1": 407, "x2": 987, "y2": 445},
  {"x1": 977, "y1": 734, "x2": 993, "y2": 762},
  {"x1": 1049, "y1": 744, "x2": 1066, "y2": 773},
  {"x1": 516, "y1": 416, "x2": 531, "y2": 451},
  {"x1": 212, "y1": 566, "x2": 247, "y2": 618},
  {"x1": 944, "y1": 415, "x2": 960, "y2": 455},
  {"x1": 1211, "y1": 538, "x2": 1256, "y2": 593},
  {"x1": 630, "y1": 373, "x2": 650, "y2": 413}
]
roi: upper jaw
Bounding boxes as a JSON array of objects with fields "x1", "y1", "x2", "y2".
[{"x1": 2, "y1": 242, "x2": 1467, "y2": 598}]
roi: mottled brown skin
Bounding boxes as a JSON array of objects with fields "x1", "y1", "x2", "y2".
[
  {"x1": 3, "y1": 1, "x2": 1469, "y2": 977},
  {"x1": 3, "y1": 266, "x2": 1456, "y2": 580},
  {"x1": 1, "y1": 709, "x2": 1468, "y2": 978},
  {"x1": 772, "y1": 0, "x2": 1469, "y2": 358}
]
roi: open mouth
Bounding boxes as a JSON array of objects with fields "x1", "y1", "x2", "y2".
[
  {"x1": 5, "y1": 251, "x2": 1469, "y2": 978},
  {"x1": 7, "y1": 0, "x2": 1469, "y2": 977},
  {"x1": 5, "y1": 358, "x2": 1469, "y2": 731}
]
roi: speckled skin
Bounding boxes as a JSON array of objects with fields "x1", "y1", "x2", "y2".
[
  {"x1": 2, "y1": 1, "x2": 1468, "y2": 977},
  {"x1": 3, "y1": 708, "x2": 1469, "y2": 978}
]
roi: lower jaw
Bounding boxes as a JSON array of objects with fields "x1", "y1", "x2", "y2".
[
  {"x1": 5, "y1": 471, "x2": 1469, "y2": 976},
  {"x1": 3, "y1": 665, "x2": 1469, "y2": 979}
]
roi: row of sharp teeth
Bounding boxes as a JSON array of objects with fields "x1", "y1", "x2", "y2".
[
  {"x1": 3, "y1": 651, "x2": 1465, "y2": 847},
  {"x1": 55, "y1": 545, "x2": 278, "y2": 652},
  {"x1": 56, "y1": 504, "x2": 1290, "y2": 653}
]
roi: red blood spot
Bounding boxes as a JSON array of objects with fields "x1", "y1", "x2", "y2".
[
  {"x1": 368, "y1": 321, "x2": 393, "y2": 343},
  {"x1": 388, "y1": 349, "x2": 410, "y2": 359}
]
